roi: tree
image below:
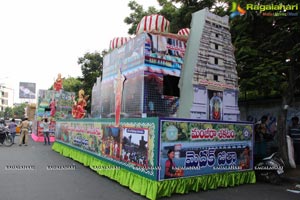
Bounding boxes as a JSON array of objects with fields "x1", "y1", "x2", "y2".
[
  {"x1": 77, "y1": 51, "x2": 105, "y2": 113},
  {"x1": 271, "y1": 11, "x2": 300, "y2": 166},
  {"x1": 4, "y1": 107, "x2": 13, "y2": 119},
  {"x1": 230, "y1": 0, "x2": 300, "y2": 165},
  {"x1": 61, "y1": 76, "x2": 82, "y2": 93},
  {"x1": 12, "y1": 103, "x2": 27, "y2": 119}
]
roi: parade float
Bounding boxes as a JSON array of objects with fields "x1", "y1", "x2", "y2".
[
  {"x1": 52, "y1": 8, "x2": 255, "y2": 200},
  {"x1": 31, "y1": 75, "x2": 75, "y2": 142}
]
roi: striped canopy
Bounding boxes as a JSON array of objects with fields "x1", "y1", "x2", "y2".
[
  {"x1": 177, "y1": 28, "x2": 190, "y2": 36},
  {"x1": 136, "y1": 14, "x2": 170, "y2": 35},
  {"x1": 109, "y1": 37, "x2": 131, "y2": 50}
]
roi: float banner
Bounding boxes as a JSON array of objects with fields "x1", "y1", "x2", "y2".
[
  {"x1": 36, "y1": 90, "x2": 74, "y2": 120},
  {"x1": 121, "y1": 127, "x2": 149, "y2": 168},
  {"x1": 55, "y1": 118, "x2": 158, "y2": 180},
  {"x1": 159, "y1": 118, "x2": 253, "y2": 181}
]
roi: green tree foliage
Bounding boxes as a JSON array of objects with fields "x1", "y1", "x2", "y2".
[
  {"x1": 231, "y1": 0, "x2": 300, "y2": 100},
  {"x1": 0, "y1": 104, "x2": 26, "y2": 119},
  {"x1": 77, "y1": 51, "x2": 105, "y2": 113},
  {"x1": 230, "y1": 1, "x2": 300, "y2": 165},
  {"x1": 4, "y1": 107, "x2": 13, "y2": 119},
  {"x1": 62, "y1": 76, "x2": 82, "y2": 93},
  {"x1": 13, "y1": 103, "x2": 27, "y2": 119}
]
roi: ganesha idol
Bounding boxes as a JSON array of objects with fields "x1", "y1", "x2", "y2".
[{"x1": 72, "y1": 89, "x2": 89, "y2": 119}]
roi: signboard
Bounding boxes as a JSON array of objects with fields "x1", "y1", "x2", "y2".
[
  {"x1": 159, "y1": 118, "x2": 253, "y2": 180},
  {"x1": 19, "y1": 82, "x2": 36, "y2": 99}
]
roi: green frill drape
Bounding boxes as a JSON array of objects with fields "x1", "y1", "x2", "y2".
[{"x1": 52, "y1": 141, "x2": 256, "y2": 200}]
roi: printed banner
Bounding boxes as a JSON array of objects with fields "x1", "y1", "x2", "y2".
[
  {"x1": 121, "y1": 127, "x2": 149, "y2": 168},
  {"x1": 159, "y1": 119, "x2": 253, "y2": 180},
  {"x1": 55, "y1": 118, "x2": 158, "y2": 180},
  {"x1": 36, "y1": 90, "x2": 74, "y2": 120},
  {"x1": 145, "y1": 33, "x2": 185, "y2": 70}
]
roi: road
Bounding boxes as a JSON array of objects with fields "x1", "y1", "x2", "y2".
[{"x1": 0, "y1": 135, "x2": 299, "y2": 200}]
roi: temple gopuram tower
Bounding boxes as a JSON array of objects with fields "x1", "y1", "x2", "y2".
[{"x1": 178, "y1": 8, "x2": 240, "y2": 121}]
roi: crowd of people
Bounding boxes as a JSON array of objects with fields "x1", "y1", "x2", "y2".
[
  {"x1": 0, "y1": 118, "x2": 30, "y2": 145},
  {"x1": 0, "y1": 117, "x2": 53, "y2": 146}
]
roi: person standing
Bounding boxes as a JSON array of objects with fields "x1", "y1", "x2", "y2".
[
  {"x1": 289, "y1": 116, "x2": 300, "y2": 165},
  {"x1": 8, "y1": 119, "x2": 17, "y2": 144},
  {"x1": 19, "y1": 117, "x2": 30, "y2": 146},
  {"x1": 254, "y1": 115, "x2": 270, "y2": 159},
  {"x1": 42, "y1": 118, "x2": 51, "y2": 145}
]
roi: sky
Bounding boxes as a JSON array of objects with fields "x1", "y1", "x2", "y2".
[{"x1": 0, "y1": 0, "x2": 160, "y2": 104}]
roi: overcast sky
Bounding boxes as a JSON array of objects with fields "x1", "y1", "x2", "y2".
[{"x1": 0, "y1": 0, "x2": 160, "y2": 103}]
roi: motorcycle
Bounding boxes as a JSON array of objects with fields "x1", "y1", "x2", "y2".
[
  {"x1": 0, "y1": 126, "x2": 13, "y2": 147},
  {"x1": 254, "y1": 152, "x2": 285, "y2": 184}
]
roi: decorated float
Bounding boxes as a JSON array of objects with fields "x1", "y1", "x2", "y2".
[
  {"x1": 31, "y1": 75, "x2": 75, "y2": 142},
  {"x1": 52, "y1": 8, "x2": 255, "y2": 200}
]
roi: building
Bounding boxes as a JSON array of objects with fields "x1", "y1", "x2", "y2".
[{"x1": 0, "y1": 84, "x2": 14, "y2": 111}]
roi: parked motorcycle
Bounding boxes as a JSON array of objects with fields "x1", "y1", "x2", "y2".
[
  {"x1": 0, "y1": 126, "x2": 13, "y2": 147},
  {"x1": 254, "y1": 152, "x2": 285, "y2": 184}
]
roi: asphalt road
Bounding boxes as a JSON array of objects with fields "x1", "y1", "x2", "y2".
[{"x1": 0, "y1": 135, "x2": 299, "y2": 200}]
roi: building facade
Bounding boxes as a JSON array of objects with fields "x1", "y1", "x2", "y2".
[{"x1": 0, "y1": 85, "x2": 13, "y2": 112}]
